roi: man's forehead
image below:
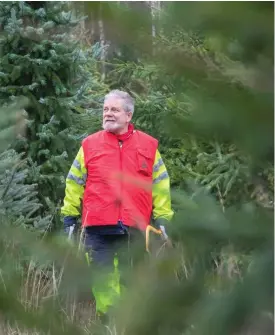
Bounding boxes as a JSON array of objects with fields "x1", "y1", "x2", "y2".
[{"x1": 104, "y1": 97, "x2": 123, "y2": 107}]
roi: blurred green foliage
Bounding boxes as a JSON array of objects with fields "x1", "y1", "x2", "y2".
[
  {"x1": 0, "y1": 1, "x2": 273, "y2": 335},
  {"x1": 104, "y1": 1, "x2": 274, "y2": 210}
]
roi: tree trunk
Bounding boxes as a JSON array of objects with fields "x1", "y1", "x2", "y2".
[
  {"x1": 149, "y1": 1, "x2": 161, "y2": 55},
  {"x1": 98, "y1": 5, "x2": 106, "y2": 81}
]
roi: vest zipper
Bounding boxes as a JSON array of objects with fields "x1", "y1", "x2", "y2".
[{"x1": 118, "y1": 140, "x2": 123, "y2": 222}]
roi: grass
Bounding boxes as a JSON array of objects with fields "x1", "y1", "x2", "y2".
[
  {"x1": 0, "y1": 257, "x2": 96, "y2": 334},
  {"x1": 0, "y1": 233, "x2": 272, "y2": 335}
]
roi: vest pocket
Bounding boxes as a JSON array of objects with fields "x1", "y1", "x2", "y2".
[{"x1": 137, "y1": 149, "x2": 153, "y2": 177}]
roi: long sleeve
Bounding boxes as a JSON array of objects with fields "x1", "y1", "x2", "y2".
[
  {"x1": 152, "y1": 149, "x2": 174, "y2": 222},
  {"x1": 61, "y1": 146, "x2": 87, "y2": 217}
]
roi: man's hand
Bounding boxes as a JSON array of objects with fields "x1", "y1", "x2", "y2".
[
  {"x1": 155, "y1": 218, "x2": 172, "y2": 247},
  {"x1": 64, "y1": 216, "x2": 77, "y2": 234}
]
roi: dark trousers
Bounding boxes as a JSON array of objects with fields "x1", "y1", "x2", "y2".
[{"x1": 83, "y1": 227, "x2": 145, "y2": 314}]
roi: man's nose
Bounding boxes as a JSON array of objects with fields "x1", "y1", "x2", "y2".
[{"x1": 104, "y1": 109, "x2": 113, "y2": 116}]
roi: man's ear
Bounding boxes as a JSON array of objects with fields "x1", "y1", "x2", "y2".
[{"x1": 127, "y1": 112, "x2": 133, "y2": 122}]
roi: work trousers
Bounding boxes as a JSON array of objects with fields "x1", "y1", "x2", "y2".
[{"x1": 83, "y1": 226, "x2": 146, "y2": 315}]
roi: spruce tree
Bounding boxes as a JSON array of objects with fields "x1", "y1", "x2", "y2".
[
  {"x1": 0, "y1": 99, "x2": 50, "y2": 231},
  {"x1": 0, "y1": 1, "x2": 88, "y2": 231}
]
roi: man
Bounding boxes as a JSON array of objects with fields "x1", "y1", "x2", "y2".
[{"x1": 61, "y1": 90, "x2": 173, "y2": 317}]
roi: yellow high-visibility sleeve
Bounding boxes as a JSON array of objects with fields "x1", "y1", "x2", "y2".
[
  {"x1": 61, "y1": 146, "x2": 87, "y2": 217},
  {"x1": 152, "y1": 149, "x2": 174, "y2": 222}
]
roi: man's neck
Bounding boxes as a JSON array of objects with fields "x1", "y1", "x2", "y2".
[{"x1": 112, "y1": 124, "x2": 129, "y2": 135}]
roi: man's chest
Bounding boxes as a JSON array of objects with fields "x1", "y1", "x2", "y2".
[{"x1": 85, "y1": 141, "x2": 154, "y2": 180}]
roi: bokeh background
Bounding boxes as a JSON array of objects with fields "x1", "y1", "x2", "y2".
[{"x1": 0, "y1": 2, "x2": 273, "y2": 334}]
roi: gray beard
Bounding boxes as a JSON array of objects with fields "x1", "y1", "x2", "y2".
[{"x1": 102, "y1": 121, "x2": 121, "y2": 132}]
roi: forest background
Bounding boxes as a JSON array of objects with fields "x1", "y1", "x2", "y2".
[{"x1": 0, "y1": 1, "x2": 273, "y2": 335}]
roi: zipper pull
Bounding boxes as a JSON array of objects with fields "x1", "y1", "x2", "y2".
[{"x1": 119, "y1": 140, "x2": 123, "y2": 148}]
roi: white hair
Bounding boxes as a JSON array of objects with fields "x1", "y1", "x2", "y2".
[{"x1": 104, "y1": 90, "x2": 135, "y2": 114}]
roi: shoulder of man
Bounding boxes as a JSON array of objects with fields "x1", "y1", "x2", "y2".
[
  {"x1": 81, "y1": 130, "x2": 105, "y2": 146},
  {"x1": 134, "y1": 129, "x2": 158, "y2": 146}
]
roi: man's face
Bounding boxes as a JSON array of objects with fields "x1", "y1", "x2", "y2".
[{"x1": 102, "y1": 97, "x2": 132, "y2": 134}]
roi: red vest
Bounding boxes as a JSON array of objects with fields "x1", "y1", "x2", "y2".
[{"x1": 81, "y1": 129, "x2": 158, "y2": 231}]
